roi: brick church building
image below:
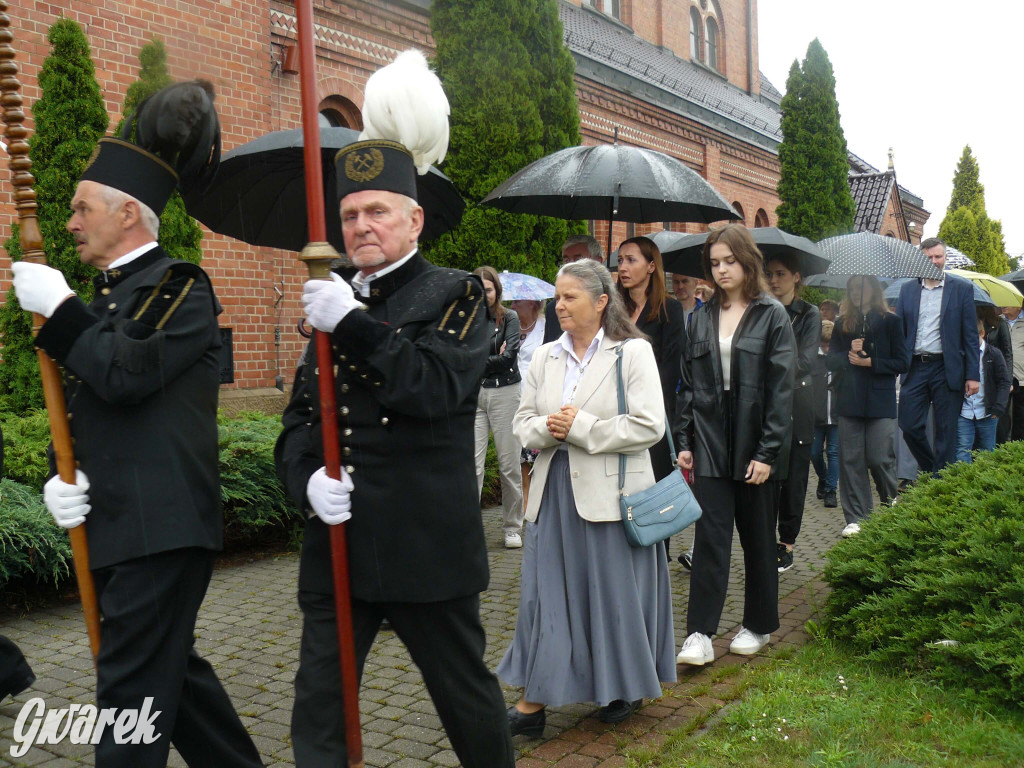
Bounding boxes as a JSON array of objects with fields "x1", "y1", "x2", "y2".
[{"x1": 0, "y1": 0, "x2": 929, "y2": 406}]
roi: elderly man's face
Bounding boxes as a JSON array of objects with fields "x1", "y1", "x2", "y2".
[
  {"x1": 923, "y1": 244, "x2": 946, "y2": 272},
  {"x1": 562, "y1": 242, "x2": 594, "y2": 264},
  {"x1": 672, "y1": 273, "x2": 694, "y2": 301},
  {"x1": 341, "y1": 189, "x2": 423, "y2": 273},
  {"x1": 66, "y1": 181, "x2": 126, "y2": 269}
]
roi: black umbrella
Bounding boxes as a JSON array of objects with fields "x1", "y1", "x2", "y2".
[
  {"x1": 181, "y1": 127, "x2": 464, "y2": 252},
  {"x1": 1000, "y1": 268, "x2": 1024, "y2": 294},
  {"x1": 804, "y1": 232, "x2": 942, "y2": 290},
  {"x1": 481, "y1": 137, "x2": 739, "y2": 257},
  {"x1": 622, "y1": 227, "x2": 828, "y2": 278}
]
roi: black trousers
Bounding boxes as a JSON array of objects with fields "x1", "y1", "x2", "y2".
[
  {"x1": 688, "y1": 476, "x2": 779, "y2": 637},
  {"x1": 1010, "y1": 382, "x2": 1024, "y2": 441},
  {"x1": 92, "y1": 548, "x2": 262, "y2": 768},
  {"x1": 898, "y1": 359, "x2": 961, "y2": 475},
  {"x1": 293, "y1": 590, "x2": 515, "y2": 768},
  {"x1": 777, "y1": 441, "x2": 812, "y2": 546},
  {"x1": 0, "y1": 635, "x2": 34, "y2": 699}
]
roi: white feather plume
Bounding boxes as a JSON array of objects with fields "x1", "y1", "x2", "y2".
[{"x1": 359, "y1": 49, "x2": 450, "y2": 175}]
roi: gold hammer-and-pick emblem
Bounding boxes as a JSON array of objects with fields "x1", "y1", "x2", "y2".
[{"x1": 345, "y1": 148, "x2": 385, "y2": 182}]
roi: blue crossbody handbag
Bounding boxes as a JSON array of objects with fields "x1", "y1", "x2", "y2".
[{"x1": 616, "y1": 342, "x2": 702, "y2": 547}]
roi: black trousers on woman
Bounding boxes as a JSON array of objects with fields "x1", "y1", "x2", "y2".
[
  {"x1": 687, "y1": 476, "x2": 779, "y2": 637},
  {"x1": 777, "y1": 441, "x2": 812, "y2": 545}
]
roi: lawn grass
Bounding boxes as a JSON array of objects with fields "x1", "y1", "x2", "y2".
[{"x1": 629, "y1": 637, "x2": 1024, "y2": 768}]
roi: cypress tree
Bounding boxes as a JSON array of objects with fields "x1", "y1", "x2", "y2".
[
  {"x1": 938, "y1": 146, "x2": 1010, "y2": 276},
  {"x1": 775, "y1": 39, "x2": 856, "y2": 241},
  {"x1": 117, "y1": 38, "x2": 203, "y2": 265},
  {"x1": 0, "y1": 18, "x2": 108, "y2": 410},
  {"x1": 426, "y1": 0, "x2": 582, "y2": 281}
]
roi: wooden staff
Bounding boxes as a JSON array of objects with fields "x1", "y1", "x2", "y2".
[
  {"x1": 0, "y1": 1, "x2": 101, "y2": 662},
  {"x1": 293, "y1": 1, "x2": 364, "y2": 765}
]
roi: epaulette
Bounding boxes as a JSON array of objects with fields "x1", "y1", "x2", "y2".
[{"x1": 437, "y1": 277, "x2": 484, "y2": 341}]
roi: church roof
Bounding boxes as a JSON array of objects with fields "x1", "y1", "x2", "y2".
[
  {"x1": 559, "y1": 2, "x2": 783, "y2": 149},
  {"x1": 849, "y1": 171, "x2": 895, "y2": 233}
]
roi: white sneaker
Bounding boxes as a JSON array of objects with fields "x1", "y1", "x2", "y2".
[
  {"x1": 504, "y1": 532, "x2": 523, "y2": 549},
  {"x1": 676, "y1": 632, "x2": 714, "y2": 665},
  {"x1": 729, "y1": 627, "x2": 770, "y2": 655},
  {"x1": 842, "y1": 523, "x2": 861, "y2": 537}
]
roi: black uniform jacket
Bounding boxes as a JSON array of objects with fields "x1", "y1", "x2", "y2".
[
  {"x1": 786, "y1": 299, "x2": 821, "y2": 446},
  {"x1": 634, "y1": 297, "x2": 686, "y2": 423},
  {"x1": 35, "y1": 247, "x2": 223, "y2": 570},
  {"x1": 275, "y1": 253, "x2": 491, "y2": 603},
  {"x1": 827, "y1": 311, "x2": 907, "y2": 420},
  {"x1": 673, "y1": 293, "x2": 796, "y2": 480}
]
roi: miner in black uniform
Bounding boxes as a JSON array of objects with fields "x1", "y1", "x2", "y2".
[
  {"x1": 275, "y1": 134, "x2": 516, "y2": 765},
  {"x1": 11, "y1": 84, "x2": 263, "y2": 768}
]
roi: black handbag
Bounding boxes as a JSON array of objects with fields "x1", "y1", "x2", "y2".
[{"x1": 615, "y1": 342, "x2": 702, "y2": 547}]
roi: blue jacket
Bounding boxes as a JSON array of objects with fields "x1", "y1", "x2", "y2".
[
  {"x1": 895, "y1": 274, "x2": 980, "y2": 390},
  {"x1": 827, "y1": 310, "x2": 907, "y2": 420}
]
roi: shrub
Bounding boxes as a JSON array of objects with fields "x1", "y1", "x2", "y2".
[
  {"x1": 0, "y1": 479, "x2": 73, "y2": 590},
  {"x1": 217, "y1": 411, "x2": 300, "y2": 547},
  {"x1": 0, "y1": 410, "x2": 52, "y2": 491},
  {"x1": 824, "y1": 442, "x2": 1024, "y2": 711}
]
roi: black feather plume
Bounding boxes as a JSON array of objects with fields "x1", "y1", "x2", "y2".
[{"x1": 120, "y1": 79, "x2": 221, "y2": 193}]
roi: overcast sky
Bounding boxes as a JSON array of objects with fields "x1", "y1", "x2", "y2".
[{"x1": 757, "y1": 0, "x2": 1023, "y2": 265}]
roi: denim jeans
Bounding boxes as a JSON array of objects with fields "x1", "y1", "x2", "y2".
[
  {"x1": 955, "y1": 415, "x2": 998, "y2": 464},
  {"x1": 811, "y1": 424, "x2": 839, "y2": 492}
]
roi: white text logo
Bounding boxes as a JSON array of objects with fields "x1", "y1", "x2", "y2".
[{"x1": 10, "y1": 697, "x2": 162, "y2": 757}]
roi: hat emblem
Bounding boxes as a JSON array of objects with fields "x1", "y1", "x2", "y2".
[{"x1": 345, "y1": 148, "x2": 385, "y2": 182}]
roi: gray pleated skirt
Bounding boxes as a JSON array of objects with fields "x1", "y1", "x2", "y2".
[{"x1": 497, "y1": 451, "x2": 677, "y2": 707}]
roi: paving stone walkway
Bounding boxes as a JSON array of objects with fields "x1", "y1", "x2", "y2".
[{"x1": 0, "y1": 488, "x2": 841, "y2": 767}]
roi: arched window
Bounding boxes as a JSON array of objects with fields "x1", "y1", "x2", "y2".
[
  {"x1": 318, "y1": 96, "x2": 362, "y2": 131},
  {"x1": 754, "y1": 208, "x2": 770, "y2": 228},
  {"x1": 690, "y1": 7, "x2": 703, "y2": 62},
  {"x1": 732, "y1": 201, "x2": 745, "y2": 224},
  {"x1": 705, "y1": 18, "x2": 719, "y2": 71}
]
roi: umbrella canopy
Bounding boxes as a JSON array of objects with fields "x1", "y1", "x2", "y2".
[
  {"x1": 942, "y1": 246, "x2": 975, "y2": 270},
  {"x1": 884, "y1": 277, "x2": 995, "y2": 307},
  {"x1": 999, "y1": 268, "x2": 1024, "y2": 294},
  {"x1": 497, "y1": 271, "x2": 555, "y2": 301},
  {"x1": 481, "y1": 142, "x2": 739, "y2": 224},
  {"x1": 946, "y1": 269, "x2": 1024, "y2": 307},
  {"x1": 182, "y1": 127, "x2": 464, "y2": 252},
  {"x1": 623, "y1": 227, "x2": 828, "y2": 278},
  {"x1": 805, "y1": 232, "x2": 942, "y2": 289}
]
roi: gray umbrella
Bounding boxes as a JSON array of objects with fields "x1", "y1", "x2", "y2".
[
  {"x1": 999, "y1": 268, "x2": 1024, "y2": 293},
  {"x1": 804, "y1": 232, "x2": 942, "y2": 290},
  {"x1": 621, "y1": 227, "x2": 828, "y2": 278},
  {"x1": 481, "y1": 138, "x2": 739, "y2": 257}
]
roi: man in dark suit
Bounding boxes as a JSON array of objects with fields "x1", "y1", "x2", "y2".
[
  {"x1": 12, "y1": 137, "x2": 262, "y2": 768},
  {"x1": 542, "y1": 234, "x2": 604, "y2": 343},
  {"x1": 895, "y1": 237, "x2": 980, "y2": 475},
  {"x1": 275, "y1": 138, "x2": 515, "y2": 767}
]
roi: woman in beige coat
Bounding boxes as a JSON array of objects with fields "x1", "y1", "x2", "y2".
[{"x1": 498, "y1": 259, "x2": 676, "y2": 736}]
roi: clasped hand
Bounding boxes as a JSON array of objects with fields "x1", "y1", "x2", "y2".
[
  {"x1": 547, "y1": 405, "x2": 578, "y2": 441},
  {"x1": 849, "y1": 337, "x2": 871, "y2": 367}
]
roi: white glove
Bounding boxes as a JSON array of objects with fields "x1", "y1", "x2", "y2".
[
  {"x1": 12, "y1": 261, "x2": 75, "y2": 318},
  {"x1": 43, "y1": 470, "x2": 91, "y2": 529},
  {"x1": 302, "y1": 273, "x2": 363, "y2": 333},
  {"x1": 306, "y1": 466, "x2": 354, "y2": 525}
]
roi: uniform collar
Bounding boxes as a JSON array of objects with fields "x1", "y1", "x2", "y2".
[
  {"x1": 351, "y1": 248, "x2": 419, "y2": 301},
  {"x1": 92, "y1": 245, "x2": 163, "y2": 290}
]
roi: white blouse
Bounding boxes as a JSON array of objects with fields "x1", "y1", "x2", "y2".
[{"x1": 720, "y1": 330, "x2": 734, "y2": 391}]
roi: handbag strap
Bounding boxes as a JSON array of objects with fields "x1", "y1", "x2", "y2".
[{"x1": 616, "y1": 341, "x2": 677, "y2": 494}]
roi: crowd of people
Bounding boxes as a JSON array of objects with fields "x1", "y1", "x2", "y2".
[{"x1": 10, "y1": 60, "x2": 1018, "y2": 766}]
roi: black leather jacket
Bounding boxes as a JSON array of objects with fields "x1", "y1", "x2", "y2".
[
  {"x1": 481, "y1": 309, "x2": 522, "y2": 388},
  {"x1": 673, "y1": 294, "x2": 797, "y2": 480},
  {"x1": 786, "y1": 299, "x2": 821, "y2": 446}
]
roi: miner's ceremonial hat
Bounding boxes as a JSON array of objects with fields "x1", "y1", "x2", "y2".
[
  {"x1": 80, "y1": 138, "x2": 179, "y2": 216},
  {"x1": 334, "y1": 140, "x2": 418, "y2": 204}
]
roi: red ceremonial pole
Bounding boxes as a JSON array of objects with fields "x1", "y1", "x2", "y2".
[{"x1": 294, "y1": 2, "x2": 364, "y2": 765}]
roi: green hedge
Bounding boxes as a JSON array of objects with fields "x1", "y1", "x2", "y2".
[
  {"x1": 0, "y1": 410, "x2": 300, "y2": 592},
  {"x1": 824, "y1": 441, "x2": 1024, "y2": 712}
]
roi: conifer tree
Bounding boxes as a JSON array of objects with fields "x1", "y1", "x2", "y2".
[
  {"x1": 0, "y1": 19, "x2": 108, "y2": 410},
  {"x1": 117, "y1": 38, "x2": 203, "y2": 265},
  {"x1": 426, "y1": 0, "x2": 582, "y2": 280},
  {"x1": 938, "y1": 145, "x2": 1010, "y2": 276},
  {"x1": 775, "y1": 39, "x2": 855, "y2": 241}
]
